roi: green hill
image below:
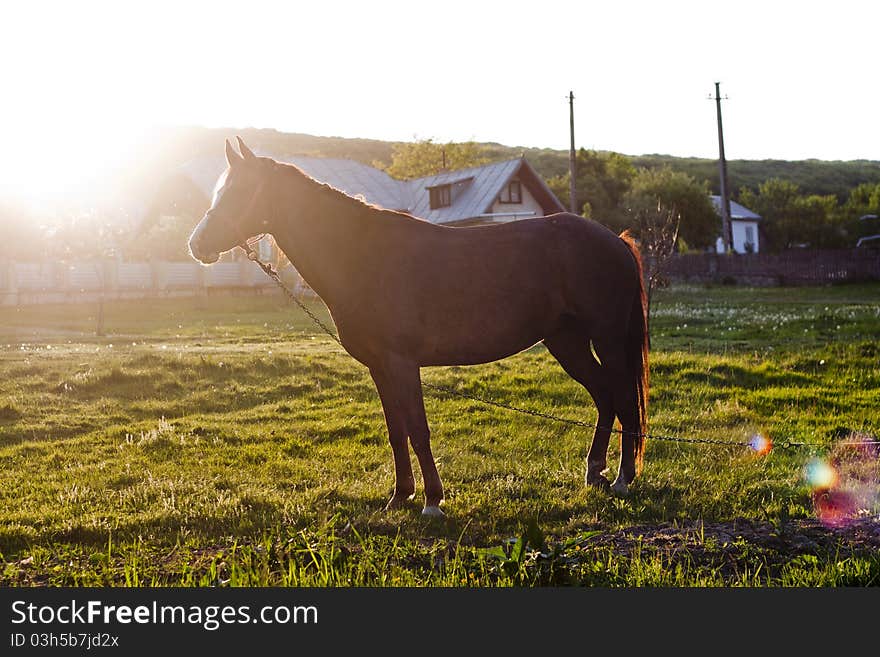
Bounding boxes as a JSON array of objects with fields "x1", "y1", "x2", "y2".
[
  {"x1": 150, "y1": 125, "x2": 880, "y2": 202},
  {"x1": 630, "y1": 155, "x2": 880, "y2": 200}
]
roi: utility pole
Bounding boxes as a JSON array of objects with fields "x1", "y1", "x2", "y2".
[
  {"x1": 714, "y1": 82, "x2": 733, "y2": 253},
  {"x1": 568, "y1": 90, "x2": 578, "y2": 214}
]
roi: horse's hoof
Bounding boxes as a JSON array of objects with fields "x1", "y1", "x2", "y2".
[
  {"x1": 586, "y1": 474, "x2": 611, "y2": 491},
  {"x1": 610, "y1": 478, "x2": 630, "y2": 495},
  {"x1": 384, "y1": 494, "x2": 414, "y2": 511},
  {"x1": 421, "y1": 505, "x2": 445, "y2": 517}
]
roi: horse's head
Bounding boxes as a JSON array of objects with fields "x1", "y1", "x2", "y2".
[{"x1": 188, "y1": 137, "x2": 275, "y2": 264}]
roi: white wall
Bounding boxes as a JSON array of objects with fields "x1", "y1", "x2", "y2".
[
  {"x1": 716, "y1": 220, "x2": 760, "y2": 253},
  {"x1": 487, "y1": 178, "x2": 545, "y2": 220}
]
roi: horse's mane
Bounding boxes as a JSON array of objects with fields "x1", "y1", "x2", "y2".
[{"x1": 272, "y1": 158, "x2": 394, "y2": 214}]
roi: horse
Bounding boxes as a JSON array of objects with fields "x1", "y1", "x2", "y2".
[{"x1": 189, "y1": 137, "x2": 649, "y2": 516}]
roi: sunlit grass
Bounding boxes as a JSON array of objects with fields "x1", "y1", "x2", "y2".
[{"x1": 1, "y1": 283, "x2": 878, "y2": 586}]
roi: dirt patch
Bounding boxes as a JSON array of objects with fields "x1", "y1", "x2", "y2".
[
  {"x1": 585, "y1": 517, "x2": 880, "y2": 553},
  {"x1": 574, "y1": 517, "x2": 880, "y2": 578}
]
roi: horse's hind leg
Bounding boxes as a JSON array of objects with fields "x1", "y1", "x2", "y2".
[
  {"x1": 592, "y1": 338, "x2": 640, "y2": 494},
  {"x1": 543, "y1": 328, "x2": 615, "y2": 490}
]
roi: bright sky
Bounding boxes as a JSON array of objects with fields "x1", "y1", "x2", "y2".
[{"x1": 2, "y1": 0, "x2": 879, "y2": 207}]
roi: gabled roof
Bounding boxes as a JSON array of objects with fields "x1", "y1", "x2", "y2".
[
  {"x1": 710, "y1": 195, "x2": 762, "y2": 221},
  {"x1": 292, "y1": 156, "x2": 563, "y2": 224},
  {"x1": 172, "y1": 151, "x2": 564, "y2": 225},
  {"x1": 407, "y1": 159, "x2": 524, "y2": 223},
  {"x1": 286, "y1": 156, "x2": 409, "y2": 211}
]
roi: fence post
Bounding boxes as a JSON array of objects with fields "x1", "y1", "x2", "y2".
[
  {"x1": 58, "y1": 262, "x2": 71, "y2": 298},
  {"x1": 107, "y1": 257, "x2": 120, "y2": 298},
  {"x1": 239, "y1": 258, "x2": 255, "y2": 287},
  {"x1": 196, "y1": 262, "x2": 208, "y2": 296},
  {"x1": 151, "y1": 260, "x2": 168, "y2": 295},
  {"x1": 2, "y1": 259, "x2": 15, "y2": 306}
]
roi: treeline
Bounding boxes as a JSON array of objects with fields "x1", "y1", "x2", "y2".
[
  {"x1": 3, "y1": 126, "x2": 878, "y2": 262},
  {"x1": 377, "y1": 141, "x2": 880, "y2": 252},
  {"x1": 201, "y1": 128, "x2": 880, "y2": 250},
  {"x1": 545, "y1": 148, "x2": 880, "y2": 252},
  {"x1": 631, "y1": 155, "x2": 880, "y2": 201},
  {"x1": 156, "y1": 126, "x2": 880, "y2": 200}
]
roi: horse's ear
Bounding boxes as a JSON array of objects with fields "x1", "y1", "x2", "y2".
[
  {"x1": 236, "y1": 136, "x2": 256, "y2": 161},
  {"x1": 225, "y1": 139, "x2": 242, "y2": 167}
]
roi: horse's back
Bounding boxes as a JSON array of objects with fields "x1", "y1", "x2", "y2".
[
  {"x1": 353, "y1": 212, "x2": 640, "y2": 360},
  {"x1": 381, "y1": 211, "x2": 640, "y2": 318},
  {"x1": 481, "y1": 212, "x2": 641, "y2": 303}
]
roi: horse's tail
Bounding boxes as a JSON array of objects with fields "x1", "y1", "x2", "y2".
[{"x1": 618, "y1": 230, "x2": 649, "y2": 473}]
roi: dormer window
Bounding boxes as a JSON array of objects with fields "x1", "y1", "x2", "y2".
[
  {"x1": 429, "y1": 184, "x2": 452, "y2": 209},
  {"x1": 499, "y1": 180, "x2": 522, "y2": 204}
]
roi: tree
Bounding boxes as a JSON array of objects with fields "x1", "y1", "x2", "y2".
[
  {"x1": 39, "y1": 209, "x2": 126, "y2": 336},
  {"x1": 377, "y1": 139, "x2": 491, "y2": 180},
  {"x1": 632, "y1": 203, "x2": 680, "y2": 346},
  {"x1": 124, "y1": 214, "x2": 200, "y2": 262},
  {"x1": 622, "y1": 166, "x2": 718, "y2": 249},
  {"x1": 0, "y1": 202, "x2": 45, "y2": 260},
  {"x1": 841, "y1": 182, "x2": 880, "y2": 245},
  {"x1": 739, "y1": 179, "x2": 815, "y2": 251},
  {"x1": 796, "y1": 194, "x2": 845, "y2": 250},
  {"x1": 738, "y1": 179, "x2": 801, "y2": 250},
  {"x1": 546, "y1": 148, "x2": 635, "y2": 229}
]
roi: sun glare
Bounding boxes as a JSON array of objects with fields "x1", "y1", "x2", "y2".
[{"x1": 2, "y1": 122, "x2": 150, "y2": 211}]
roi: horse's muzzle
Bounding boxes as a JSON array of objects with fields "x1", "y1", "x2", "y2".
[{"x1": 188, "y1": 219, "x2": 221, "y2": 264}]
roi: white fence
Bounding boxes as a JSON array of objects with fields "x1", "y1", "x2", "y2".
[{"x1": 0, "y1": 258, "x2": 296, "y2": 305}]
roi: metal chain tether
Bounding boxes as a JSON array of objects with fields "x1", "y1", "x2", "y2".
[{"x1": 243, "y1": 245, "x2": 879, "y2": 453}]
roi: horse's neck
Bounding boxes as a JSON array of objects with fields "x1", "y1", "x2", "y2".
[{"x1": 269, "y1": 170, "x2": 371, "y2": 306}]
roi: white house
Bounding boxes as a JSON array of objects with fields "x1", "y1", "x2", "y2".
[
  {"x1": 711, "y1": 195, "x2": 762, "y2": 253},
  {"x1": 172, "y1": 152, "x2": 564, "y2": 229},
  {"x1": 155, "y1": 153, "x2": 565, "y2": 265},
  {"x1": 280, "y1": 156, "x2": 565, "y2": 227}
]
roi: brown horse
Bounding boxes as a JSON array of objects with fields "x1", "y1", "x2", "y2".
[{"x1": 189, "y1": 137, "x2": 649, "y2": 516}]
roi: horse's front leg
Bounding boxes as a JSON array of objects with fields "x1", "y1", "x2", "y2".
[
  {"x1": 374, "y1": 359, "x2": 445, "y2": 516},
  {"x1": 370, "y1": 368, "x2": 415, "y2": 510}
]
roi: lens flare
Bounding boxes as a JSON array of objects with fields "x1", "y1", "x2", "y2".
[
  {"x1": 803, "y1": 433, "x2": 880, "y2": 528},
  {"x1": 804, "y1": 458, "x2": 838, "y2": 489},
  {"x1": 748, "y1": 433, "x2": 772, "y2": 455},
  {"x1": 811, "y1": 487, "x2": 858, "y2": 528}
]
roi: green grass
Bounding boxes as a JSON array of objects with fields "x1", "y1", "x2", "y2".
[{"x1": 1, "y1": 283, "x2": 878, "y2": 586}]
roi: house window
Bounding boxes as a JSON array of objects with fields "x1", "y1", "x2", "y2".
[
  {"x1": 744, "y1": 225, "x2": 755, "y2": 252},
  {"x1": 429, "y1": 184, "x2": 451, "y2": 209},
  {"x1": 499, "y1": 180, "x2": 522, "y2": 204}
]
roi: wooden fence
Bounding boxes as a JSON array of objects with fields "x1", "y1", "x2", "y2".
[
  {"x1": 661, "y1": 249, "x2": 880, "y2": 286},
  {"x1": 3, "y1": 248, "x2": 878, "y2": 307},
  {"x1": 0, "y1": 259, "x2": 310, "y2": 306}
]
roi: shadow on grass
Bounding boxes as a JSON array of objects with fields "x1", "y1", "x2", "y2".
[{"x1": 676, "y1": 364, "x2": 812, "y2": 390}]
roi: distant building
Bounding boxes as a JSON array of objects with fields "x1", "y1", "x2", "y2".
[
  {"x1": 175, "y1": 153, "x2": 563, "y2": 228},
  {"x1": 285, "y1": 156, "x2": 565, "y2": 227},
  {"x1": 711, "y1": 195, "x2": 762, "y2": 253},
  {"x1": 154, "y1": 153, "x2": 564, "y2": 265}
]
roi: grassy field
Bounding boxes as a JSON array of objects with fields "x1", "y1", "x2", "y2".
[{"x1": 1, "y1": 283, "x2": 878, "y2": 586}]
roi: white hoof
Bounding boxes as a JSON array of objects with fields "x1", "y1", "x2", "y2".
[
  {"x1": 611, "y1": 478, "x2": 630, "y2": 495},
  {"x1": 421, "y1": 505, "x2": 445, "y2": 517}
]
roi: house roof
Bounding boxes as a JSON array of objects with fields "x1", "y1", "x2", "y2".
[
  {"x1": 173, "y1": 151, "x2": 564, "y2": 225},
  {"x1": 292, "y1": 156, "x2": 563, "y2": 224},
  {"x1": 407, "y1": 159, "x2": 542, "y2": 224},
  {"x1": 710, "y1": 195, "x2": 761, "y2": 221},
  {"x1": 286, "y1": 156, "x2": 410, "y2": 211}
]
